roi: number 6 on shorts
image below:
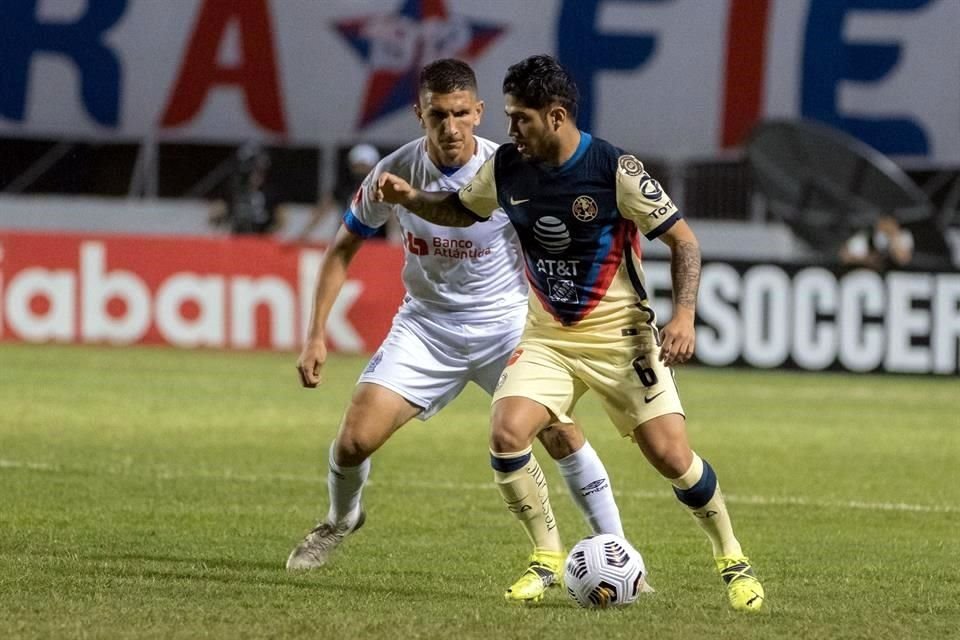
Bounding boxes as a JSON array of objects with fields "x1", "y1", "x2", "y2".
[{"x1": 632, "y1": 356, "x2": 658, "y2": 388}]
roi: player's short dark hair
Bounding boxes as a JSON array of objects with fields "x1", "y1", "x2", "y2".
[
  {"x1": 419, "y1": 58, "x2": 478, "y2": 95},
  {"x1": 502, "y1": 54, "x2": 579, "y2": 120}
]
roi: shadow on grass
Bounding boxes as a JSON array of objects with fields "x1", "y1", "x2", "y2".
[
  {"x1": 85, "y1": 552, "x2": 278, "y2": 572},
  {"x1": 74, "y1": 553, "x2": 480, "y2": 600}
]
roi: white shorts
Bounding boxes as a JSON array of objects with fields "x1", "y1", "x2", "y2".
[{"x1": 358, "y1": 306, "x2": 526, "y2": 420}]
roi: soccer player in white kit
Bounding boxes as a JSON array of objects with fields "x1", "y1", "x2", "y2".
[{"x1": 286, "y1": 59, "x2": 623, "y2": 602}]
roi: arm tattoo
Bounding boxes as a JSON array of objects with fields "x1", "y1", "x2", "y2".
[
  {"x1": 407, "y1": 191, "x2": 475, "y2": 227},
  {"x1": 671, "y1": 239, "x2": 701, "y2": 311}
]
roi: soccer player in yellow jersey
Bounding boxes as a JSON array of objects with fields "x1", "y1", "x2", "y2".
[{"x1": 376, "y1": 55, "x2": 765, "y2": 612}]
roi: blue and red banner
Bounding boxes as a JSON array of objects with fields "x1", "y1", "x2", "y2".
[{"x1": 0, "y1": 0, "x2": 956, "y2": 162}]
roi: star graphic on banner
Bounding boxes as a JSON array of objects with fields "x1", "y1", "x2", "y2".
[{"x1": 334, "y1": 0, "x2": 506, "y2": 129}]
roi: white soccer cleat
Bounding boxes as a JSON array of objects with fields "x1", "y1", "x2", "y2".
[{"x1": 285, "y1": 509, "x2": 366, "y2": 570}]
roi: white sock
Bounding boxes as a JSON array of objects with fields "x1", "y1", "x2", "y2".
[
  {"x1": 554, "y1": 441, "x2": 624, "y2": 537},
  {"x1": 325, "y1": 442, "x2": 369, "y2": 527}
]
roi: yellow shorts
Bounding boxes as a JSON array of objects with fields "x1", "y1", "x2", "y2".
[{"x1": 493, "y1": 329, "x2": 685, "y2": 438}]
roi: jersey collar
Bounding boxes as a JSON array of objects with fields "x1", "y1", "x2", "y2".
[
  {"x1": 421, "y1": 137, "x2": 475, "y2": 178},
  {"x1": 547, "y1": 131, "x2": 592, "y2": 175}
]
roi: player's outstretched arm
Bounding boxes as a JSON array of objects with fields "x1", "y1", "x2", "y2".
[
  {"x1": 297, "y1": 225, "x2": 365, "y2": 387},
  {"x1": 375, "y1": 172, "x2": 476, "y2": 227},
  {"x1": 657, "y1": 219, "x2": 701, "y2": 366}
]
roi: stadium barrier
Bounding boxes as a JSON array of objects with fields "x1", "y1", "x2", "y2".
[{"x1": 1, "y1": 231, "x2": 957, "y2": 374}]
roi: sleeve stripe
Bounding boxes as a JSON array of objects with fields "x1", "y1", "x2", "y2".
[
  {"x1": 342, "y1": 210, "x2": 381, "y2": 238},
  {"x1": 645, "y1": 212, "x2": 682, "y2": 240}
]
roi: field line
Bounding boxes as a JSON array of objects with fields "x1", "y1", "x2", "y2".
[{"x1": 1, "y1": 457, "x2": 955, "y2": 515}]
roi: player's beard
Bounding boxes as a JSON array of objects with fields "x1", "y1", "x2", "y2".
[{"x1": 516, "y1": 141, "x2": 546, "y2": 166}]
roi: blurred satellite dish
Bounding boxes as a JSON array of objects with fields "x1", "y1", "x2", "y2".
[{"x1": 746, "y1": 119, "x2": 935, "y2": 254}]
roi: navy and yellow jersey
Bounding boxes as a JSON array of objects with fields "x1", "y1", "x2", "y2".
[{"x1": 458, "y1": 132, "x2": 680, "y2": 333}]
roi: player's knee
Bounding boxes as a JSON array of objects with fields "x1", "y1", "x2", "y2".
[
  {"x1": 489, "y1": 398, "x2": 549, "y2": 453},
  {"x1": 334, "y1": 417, "x2": 379, "y2": 465},
  {"x1": 636, "y1": 437, "x2": 691, "y2": 478},
  {"x1": 489, "y1": 413, "x2": 538, "y2": 453},
  {"x1": 489, "y1": 428, "x2": 527, "y2": 454},
  {"x1": 633, "y1": 414, "x2": 692, "y2": 476},
  {"x1": 331, "y1": 433, "x2": 371, "y2": 466},
  {"x1": 654, "y1": 449, "x2": 691, "y2": 478}
]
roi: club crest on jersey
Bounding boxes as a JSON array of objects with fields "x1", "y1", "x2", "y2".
[
  {"x1": 572, "y1": 195, "x2": 598, "y2": 222},
  {"x1": 507, "y1": 349, "x2": 524, "y2": 366},
  {"x1": 364, "y1": 350, "x2": 384, "y2": 374},
  {"x1": 618, "y1": 155, "x2": 644, "y2": 176},
  {"x1": 639, "y1": 175, "x2": 664, "y2": 200}
]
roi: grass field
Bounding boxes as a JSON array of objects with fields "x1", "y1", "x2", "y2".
[{"x1": 1, "y1": 342, "x2": 958, "y2": 639}]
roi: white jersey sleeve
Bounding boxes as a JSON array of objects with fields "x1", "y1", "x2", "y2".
[{"x1": 344, "y1": 159, "x2": 396, "y2": 235}]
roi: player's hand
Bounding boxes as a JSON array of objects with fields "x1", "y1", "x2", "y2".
[
  {"x1": 376, "y1": 173, "x2": 416, "y2": 205},
  {"x1": 659, "y1": 311, "x2": 696, "y2": 366},
  {"x1": 296, "y1": 338, "x2": 328, "y2": 388}
]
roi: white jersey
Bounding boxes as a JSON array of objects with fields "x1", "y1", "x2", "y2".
[{"x1": 347, "y1": 136, "x2": 527, "y2": 320}]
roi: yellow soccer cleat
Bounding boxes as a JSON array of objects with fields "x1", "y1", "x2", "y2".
[
  {"x1": 717, "y1": 556, "x2": 765, "y2": 612},
  {"x1": 504, "y1": 550, "x2": 565, "y2": 603}
]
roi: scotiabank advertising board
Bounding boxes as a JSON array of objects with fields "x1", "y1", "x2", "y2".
[
  {"x1": 2, "y1": 231, "x2": 958, "y2": 374},
  {"x1": 0, "y1": 231, "x2": 404, "y2": 353}
]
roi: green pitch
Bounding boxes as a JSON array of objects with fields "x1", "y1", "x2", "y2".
[{"x1": 1, "y1": 343, "x2": 957, "y2": 639}]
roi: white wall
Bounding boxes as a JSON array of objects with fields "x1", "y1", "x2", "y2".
[{"x1": 0, "y1": 195, "x2": 317, "y2": 242}]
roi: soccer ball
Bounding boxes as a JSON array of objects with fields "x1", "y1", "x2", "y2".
[{"x1": 564, "y1": 534, "x2": 647, "y2": 608}]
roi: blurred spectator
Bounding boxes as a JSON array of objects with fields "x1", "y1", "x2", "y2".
[
  {"x1": 839, "y1": 214, "x2": 914, "y2": 271},
  {"x1": 296, "y1": 143, "x2": 399, "y2": 243},
  {"x1": 209, "y1": 143, "x2": 286, "y2": 235}
]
